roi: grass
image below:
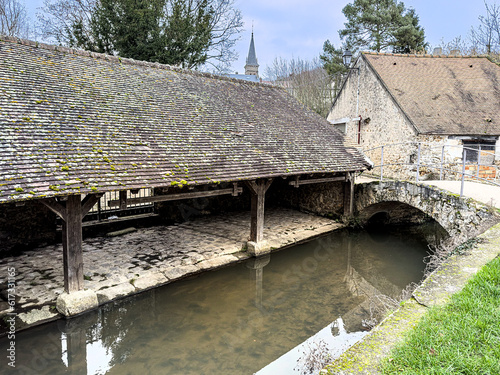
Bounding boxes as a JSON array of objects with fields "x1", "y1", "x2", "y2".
[{"x1": 381, "y1": 256, "x2": 500, "y2": 374}]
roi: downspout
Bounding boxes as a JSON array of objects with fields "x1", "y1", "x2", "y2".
[
  {"x1": 358, "y1": 116, "x2": 362, "y2": 145},
  {"x1": 356, "y1": 59, "x2": 361, "y2": 144}
]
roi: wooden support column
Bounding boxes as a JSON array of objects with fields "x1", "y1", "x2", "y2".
[
  {"x1": 63, "y1": 195, "x2": 83, "y2": 293},
  {"x1": 246, "y1": 179, "x2": 273, "y2": 243},
  {"x1": 42, "y1": 193, "x2": 103, "y2": 294},
  {"x1": 343, "y1": 172, "x2": 355, "y2": 218},
  {"x1": 119, "y1": 190, "x2": 128, "y2": 211}
]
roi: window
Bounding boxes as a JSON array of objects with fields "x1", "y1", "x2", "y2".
[
  {"x1": 334, "y1": 123, "x2": 346, "y2": 133},
  {"x1": 463, "y1": 141, "x2": 496, "y2": 164}
]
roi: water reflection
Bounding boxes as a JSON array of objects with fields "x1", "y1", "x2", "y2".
[{"x1": 2, "y1": 225, "x2": 441, "y2": 375}]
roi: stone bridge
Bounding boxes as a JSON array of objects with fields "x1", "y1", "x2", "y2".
[{"x1": 353, "y1": 181, "x2": 497, "y2": 244}]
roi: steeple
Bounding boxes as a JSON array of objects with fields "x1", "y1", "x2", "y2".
[{"x1": 245, "y1": 30, "x2": 259, "y2": 77}]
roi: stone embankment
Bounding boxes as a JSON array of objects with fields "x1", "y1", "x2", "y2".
[{"x1": 0, "y1": 208, "x2": 341, "y2": 332}]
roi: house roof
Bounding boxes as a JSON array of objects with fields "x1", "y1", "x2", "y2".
[
  {"x1": 363, "y1": 53, "x2": 500, "y2": 136},
  {"x1": 0, "y1": 36, "x2": 368, "y2": 204}
]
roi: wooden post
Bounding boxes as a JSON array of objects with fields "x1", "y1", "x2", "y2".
[
  {"x1": 119, "y1": 190, "x2": 128, "y2": 211},
  {"x1": 63, "y1": 195, "x2": 83, "y2": 293},
  {"x1": 42, "y1": 193, "x2": 102, "y2": 293},
  {"x1": 246, "y1": 179, "x2": 273, "y2": 243},
  {"x1": 343, "y1": 172, "x2": 355, "y2": 218}
]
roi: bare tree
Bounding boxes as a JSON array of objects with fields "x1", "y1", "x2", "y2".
[
  {"x1": 470, "y1": 1, "x2": 500, "y2": 54},
  {"x1": 0, "y1": 0, "x2": 30, "y2": 37},
  {"x1": 37, "y1": 0, "x2": 96, "y2": 46},
  {"x1": 265, "y1": 57, "x2": 335, "y2": 118},
  {"x1": 202, "y1": 0, "x2": 243, "y2": 72}
]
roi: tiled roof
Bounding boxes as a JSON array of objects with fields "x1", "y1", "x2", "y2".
[
  {"x1": 0, "y1": 37, "x2": 368, "y2": 204},
  {"x1": 363, "y1": 53, "x2": 500, "y2": 135}
]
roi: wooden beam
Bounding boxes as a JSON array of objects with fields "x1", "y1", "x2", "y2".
[
  {"x1": 107, "y1": 187, "x2": 243, "y2": 207},
  {"x1": 62, "y1": 195, "x2": 84, "y2": 293},
  {"x1": 246, "y1": 179, "x2": 273, "y2": 243},
  {"x1": 289, "y1": 175, "x2": 347, "y2": 188},
  {"x1": 41, "y1": 198, "x2": 67, "y2": 220},
  {"x1": 81, "y1": 193, "x2": 104, "y2": 217}
]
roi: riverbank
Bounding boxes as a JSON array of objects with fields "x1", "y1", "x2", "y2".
[
  {"x1": 0, "y1": 208, "x2": 342, "y2": 334},
  {"x1": 323, "y1": 222, "x2": 500, "y2": 374},
  {"x1": 381, "y1": 254, "x2": 500, "y2": 374}
]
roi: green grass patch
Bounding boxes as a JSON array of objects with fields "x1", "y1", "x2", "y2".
[{"x1": 381, "y1": 256, "x2": 500, "y2": 374}]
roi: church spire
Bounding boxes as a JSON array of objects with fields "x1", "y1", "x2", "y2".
[{"x1": 245, "y1": 30, "x2": 259, "y2": 77}]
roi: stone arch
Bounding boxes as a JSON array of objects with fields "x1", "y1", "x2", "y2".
[
  {"x1": 359, "y1": 200, "x2": 432, "y2": 228},
  {"x1": 354, "y1": 181, "x2": 493, "y2": 244}
]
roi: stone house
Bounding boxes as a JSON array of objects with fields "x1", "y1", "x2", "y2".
[
  {"x1": 327, "y1": 52, "x2": 500, "y2": 180},
  {"x1": 0, "y1": 36, "x2": 369, "y2": 296}
]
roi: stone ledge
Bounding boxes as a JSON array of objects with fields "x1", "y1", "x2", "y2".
[
  {"x1": 96, "y1": 283, "x2": 136, "y2": 304},
  {"x1": 132, "y1": 272, "x2": 169, "y2": 291}
]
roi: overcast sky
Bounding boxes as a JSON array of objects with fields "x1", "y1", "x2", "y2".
[{"x1": 25, "y1": 0, "x2": 492, "y2": 74}]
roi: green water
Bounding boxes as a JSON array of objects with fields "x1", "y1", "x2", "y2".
[{"x1": 1, "y1": 224, "x2": 442, "y2": 375}]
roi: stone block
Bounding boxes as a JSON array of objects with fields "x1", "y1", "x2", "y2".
[
  {"x1": 132, "y1": 272, "x2": 169, "y2": 291},
  {"x1": 56, "y1": 290, "x2": 98, "y2": 317},
  {"x1": 246, "y1": 240, "x2": 270, "y2": 256},
  {"x1": 162, "y1": 265, "x2": 198, "y2": 281},
  {"x1": 18, "y1": 305, "x2": 59, "y2": 325},
  {"x1": 96, "y1": 283, "x2": 135, "y2": 304},
  {"x1": 196, "y1": 255, "x2": 239, "y2": 271}
]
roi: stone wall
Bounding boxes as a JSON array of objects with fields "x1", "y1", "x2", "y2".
[
  {"x1": 155, "y1": 180, "x2": 347, "y2": 224},
  {"x1": 0, "y1": 201, "x2": 57, "y2": 255},
  {"x1": 328, "y1": 56, "x2": 418, "y2": 158},
  {"x1": 269, "y1": 179, "x2": 346, "y2": 219},
  {"x1": 355, "y1": 181, "x2": 499, "y2": 245}
]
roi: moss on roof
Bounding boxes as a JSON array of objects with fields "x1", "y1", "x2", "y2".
[{"x1": 0, "y1": 36, "x2": 368, "y2": 203}]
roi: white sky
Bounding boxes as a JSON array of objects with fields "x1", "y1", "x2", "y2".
[{"x1": 24, "y1": 0, "x2": 492, "y2": 74}]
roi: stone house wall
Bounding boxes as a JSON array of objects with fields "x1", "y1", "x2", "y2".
[{"x1": 328, "y1": 56, "x2": 499, "y2": 181}]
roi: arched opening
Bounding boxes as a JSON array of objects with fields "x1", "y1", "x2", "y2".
[{"x1": 358, "y1": 201, "x2": 449, "y2": 246}]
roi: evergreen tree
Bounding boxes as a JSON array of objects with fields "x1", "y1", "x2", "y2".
[
  {"x1": 339, "y1": 0, "x2": 426, "y2": 53},
  {"x1": 74, "y1": 0, "x2": 212, "y2": 68},
  {"x1": 39, "y1": 0, "x2": 242, "y2": 70},
  {"x1": 320, "y1": 40, "x2": 347, "y2": 76}
]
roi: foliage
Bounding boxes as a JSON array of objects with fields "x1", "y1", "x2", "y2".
[
  {"x1": 265, "y1": 57, "x2": 335, "y2": 118},
  {"x1": 339, "y1": 0, "x2": 426, "y2": 53},
  {"x1": 0, "y1": 0, "x2": 30, "y2": 37},
  {"x1": 381, "y1": 256, "x2": 500, "y2": 374},
  {"x1": 320, "y1": 40, "x2": 348, "y2": 77},
  {"x1": 38, "y1": 0, "x2": 242, "y2": 70}
]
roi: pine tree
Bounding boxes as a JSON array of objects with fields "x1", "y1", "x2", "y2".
[{"x1": 339, "y1": 0, "x2": 426, "y2": 53}]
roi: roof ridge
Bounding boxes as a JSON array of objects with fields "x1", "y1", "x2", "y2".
[
  {"x1": 0, "y1": 34, "x2": 271, "y2": 87},
  {"x1": 361, "y1": 51, "x2": 488, "y2": 59}
]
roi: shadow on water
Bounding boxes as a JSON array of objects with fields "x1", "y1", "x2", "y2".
[{"x1": 2, "y1": 224, "x2": 445, "y2": 375}]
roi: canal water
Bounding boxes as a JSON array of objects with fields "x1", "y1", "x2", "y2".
[{"x1": 2, "y1": 224, "x2": 444, "y2": 375}]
